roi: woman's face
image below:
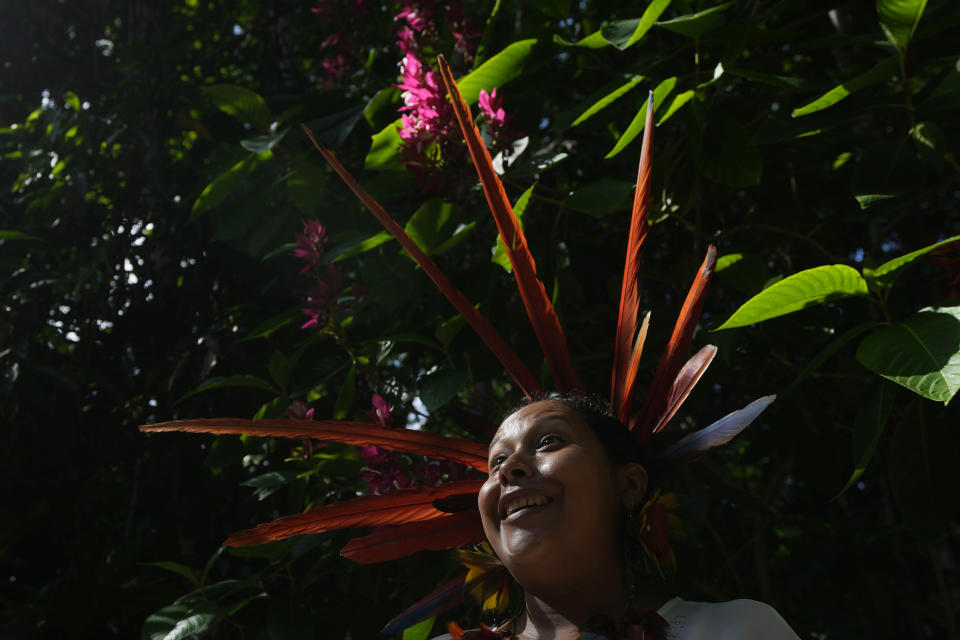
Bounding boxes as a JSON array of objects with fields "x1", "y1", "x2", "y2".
[{"x1": 478, "y1": 400, "x2": 628, "y2": 580}]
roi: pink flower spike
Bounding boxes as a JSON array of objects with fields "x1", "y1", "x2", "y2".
[{"x1": 367, "y1": 393, "x2": 394, "y2": 427}]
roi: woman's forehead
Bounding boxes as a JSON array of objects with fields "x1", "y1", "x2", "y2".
[{"x1": 491, "y1": 399, "x2": 583, "y2": 444}]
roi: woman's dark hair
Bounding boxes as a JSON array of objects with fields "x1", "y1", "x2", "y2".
[{"x1": 505, "y1": 391, "x2": 645, "y2": 466}]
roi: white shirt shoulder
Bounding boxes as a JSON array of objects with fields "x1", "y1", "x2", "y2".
[{"x1": 658, "y1": 596, "x2": 800, "y2": 640}]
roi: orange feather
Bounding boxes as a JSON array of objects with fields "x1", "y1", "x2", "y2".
[
  {"x1": 301, "y1": 124, "x2": 540, "y2": 398},
  {"x1": 340, "y1": 510, "x2": 484, "y2": 564},
  {"x1": 632, "y1": 245, "x2": 718, "y2": 444},
  {"x1": 140, "y1": 418, "x2": 490, "y2": 472},
  {"x1": 225, "y1": 480, "x2": 484, "y2": 546},
  {"x1": 436, "y1": 55, "x2": 582, "y2": 392},
  {"x1": 612, "y1": 92, "x2": 654, "y2": 420}
]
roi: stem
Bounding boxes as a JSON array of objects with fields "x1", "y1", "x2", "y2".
[{"x1": 898, "y1": 53, "x2": 917, "y2": 130}]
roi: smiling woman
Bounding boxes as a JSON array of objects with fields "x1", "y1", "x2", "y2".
[{"x1": 438, "y1": 395, "x2": 800, "y2": 640}]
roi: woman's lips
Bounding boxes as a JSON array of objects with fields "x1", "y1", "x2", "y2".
[{"x1": 500, "y1": 492, "x2": 554, "y2": 520}]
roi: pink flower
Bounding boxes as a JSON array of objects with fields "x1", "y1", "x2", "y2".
[
  {"x1": 292, "y1": 219, "x2": 327, "y2": 274},
  {"x1": 367, "y1": 393, "x2": 394, "y2": 427}
]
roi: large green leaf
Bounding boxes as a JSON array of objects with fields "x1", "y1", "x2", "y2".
[
  {"x1": 0, "y1": 230, "x2": 42, "y2": 241},
  {"x1": 404, "y1": 199, "x2": 470, "y2": 257},
  {"x1": 201, "y1": 84, "x2": 271, "y2": 131},
  {"x1": 856, "y1": 305, "x2": 960, "y2": 404},
  {"x1": 835, "y1": 381, "x2": 895, "y2": 497},
  {"x1": 420, "y1": 369, "x2": 469, "y2": 411},
  {"x1": 240, "y1": 470, "x2": 301, "y2": 501},
  {"x1": 552, "y1": 30, "x2": 609, "y2": 49},
  {"x1": 657, "y1": 89, "x2": 695, "y2": 124},
  {"x1": 606, "y1": 77, "x2": 676, "y2": 158},
  {"x1": 365, "y1": 40, "x2": 538, "y2": 171},
  {"x1": 493, "y1": 183, "x2": 534, "y2": 271},
  {"x1": 700, "y1": 117, "x2": 762, "y2": 187},
  {"x1": 715, "y1": 252, "x2": 768, "y2": 296},
  {"x1": 191, "y1": 151, "x2": 273, "y2": 218},
  {"x1": 142, "y1": 602, "x2": 217, "y2": 640},
  {"x1": 570, "y1": 75, "x2": 645, "y2": 127},
  {"x1": 791, "y1": 57, "x2": 897, "y2": 117},
  {"x1": 714, "y1": 265, "x2": 869, "y2": 330},
  {"x1": 656, "y1": 2, "x2": 733, "y2": 38},
  {"x1": 868, "y1": 235, "x2": 960, "y2": 289},
  {"x1": 877, "y1": 0, "x2": 928, "y2": 51},
  {"x1": 600, "y1": 0, "x2": 673, "y2": 50},
  {"x1": 921, "y1": 57, "x2": 960, "y2": 114},
  {"x1": 328, "y1": 230, "x2": 394, "y2": 263}
]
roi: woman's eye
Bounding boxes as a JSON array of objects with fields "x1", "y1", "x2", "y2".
[
  {"x1": 539, "y1": 435, "x2": 562, "y2": 447},
  {"x1": 490, "y1": 454, "x2": 507, "y2": 469}
]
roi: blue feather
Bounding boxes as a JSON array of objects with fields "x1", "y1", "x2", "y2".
[
  {"x1": 381, "y1": 573, "x2": 466, "y2": 635},
  {"x1": 654, "y1": 395, "x2": 777, "y2": 468}
]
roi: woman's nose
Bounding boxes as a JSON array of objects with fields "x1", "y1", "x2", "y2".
[{"x1": 498, "y1": 453, "x2": 532, "y2": 483}]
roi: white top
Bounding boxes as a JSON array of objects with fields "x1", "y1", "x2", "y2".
[
  {"x1": 431, "y1": 597, "x2": 800, "y2": 639},
  {"x1": 658, "y1": 597, "x2": 800, "y2": 640}
]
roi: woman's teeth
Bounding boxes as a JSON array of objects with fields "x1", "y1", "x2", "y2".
[{"x1": 504, "y1": 495, "x2": 551, "y2": 517}]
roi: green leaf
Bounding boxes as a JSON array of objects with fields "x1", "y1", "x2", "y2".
[
  {"x1": 657, "y1": 89, "x2": 695, "y2": 124},
  {"x1": 571, "y1": 75, "x2": 645, "y2": 127},
  {"x1": 302, "y1": 104, "x2": 366, "y2": 147},
  {"x1": 700, "y1": 117, "x2": 762, "y2": 187},
  {"x1": 921, "y1": 57, "x2": 960, "y2": 114},
  {"x1": 64, "y1": 90, "x2": 80, "y2": 111},
  {"x1": 436, "y1": 312, "x2": 467, "y2": 348},
  {"x1": 877, "y1": 0, "x2": 928, "y2": 52},
  {"x1": 0, "y1": 230, "x2": 42, "y2": 241},
  {"x1": 268, "y1": 348, "x2": 303, "y2": 389},
  {"x1": 656, "y1": 2, "x2": 733, "y2": 38},
  {"x1": 403, "y1": 617, "x2": 436, "y2": 640},
  {"x1": 791, "y1": 56, "x2": 897, "y2": 117},
  {"x1": 420, "y1": 370, "x2": 469, "y2": 411},
  {"x1": 714, "y1": 265, "x2": 870, "y2": 331},
  {"x1": 142, "y1": 602, "x2": 217, "y2": 640},
  {"x1": 910, "y1": 120, "x2": 947, "y2": 171},
  {"x1": 333, "y1": 362, "x2": 356, "y2": 419},
  {"x1": 458, "y1": 39, "x2": 538, "y2": 102},
  {"x1": 715, "y1": 252, "x2": 768, "y2": 296},
  {"x1": 856, "y1": 305, "x2": 960, "y2": 404},
  {"x1": 835, "y1": 381, "x2": 895, "y2": 497},
  {"x1": 201, "y1": 84, "x2": 271, "y2": 131},
  {"x1": 240, "y1": 126, "x2": 289, "y2": 153},
  {"x1": 851, "y1": 139, "x2": 923, "y2": 209},
  {"x1": 600, "y1": 0, "x2": 673, "y2": 50},
  {"x1": 328, "y1": 230, "x2": 394, "y2": 263},
  {"x1": 493, "y1": 183, "x2": 535, "y2": 271},
  {"x1": 365, "y1": 124, "x2": 405, "y2": 171},
  {"x1": 404, "y1": 199, "x2": 465, "y2": 257},
  {"x1": 552, "y1": 30, "x2": 610, "y2": 49},
  {"x1": 564, "y1": 178, "x2": 634, "y2": 219},
  {"x1": 606, "y1": 77, "x2": 676, "y2": 159},
  {"x1": 191, "y1": 151, "x2": 273, "y2": 219},
  {"x1": 365, "y1": 40, "x2": 538, "y2": 171},
  {"x1": 240, "y1": 470, "x2": 300, "y2": 501},
  {"x1": 242, "y1": 309, "x2": 300, "y2": 341},
  {"x1": 141, "y1": 561, "x2": 201, "y2": 588},
  {"x1": 179, "y1": 375, "x2": 277, "y2": 402},
  {"x1": 474, "y1": 0, "x2": 503, "y2": 66},
  {"x1": 870, "y1": 235, "x2": 960, "y2": 289}
]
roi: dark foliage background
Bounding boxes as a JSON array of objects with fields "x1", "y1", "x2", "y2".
[{"x1": 1, "y1": 1, "x2": 958, "y2": 638}]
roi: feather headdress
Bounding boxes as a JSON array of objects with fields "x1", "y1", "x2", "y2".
[{"x1": 141, "y1": 55, "x2": 774, "y2": 632}]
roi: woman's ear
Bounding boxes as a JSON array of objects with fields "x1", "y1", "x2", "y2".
[{"x1": 617, "y1": 462, "x2": 648, "y2": 510}]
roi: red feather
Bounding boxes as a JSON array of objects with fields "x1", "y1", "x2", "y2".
[
  {"x1": 612, "y1": 92, "x2": 655, "y2": 421},
  {"x1": 225, "y1": 480, "x2": 484, "y2": 546},
  {"x1": 652, "y1": 344, "x2": 717, "y2": 434},
  {"x1": 436, "y1": 55, "x2": 582, "y2": 392},
  {"x1": 341, "y1": 509, "x2": 484, "y2": 564},
  {"x1": 301, "y1": 124, "x2": 540, "y2": 399},
  {"x1": 140, "y1": 418, "x2": 490, "y2": 472},
  {"x1": 632, "y1": 245, "x2": 718, "y2": 445}
]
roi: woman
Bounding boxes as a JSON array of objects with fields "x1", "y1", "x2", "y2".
[{"x1": 437, "y1": 395, "x2": 800, "y2": 640}]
